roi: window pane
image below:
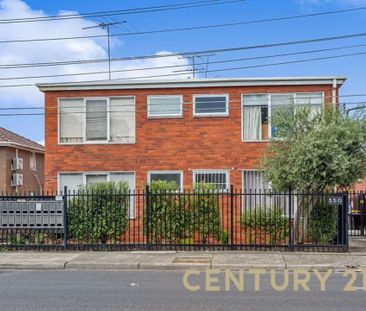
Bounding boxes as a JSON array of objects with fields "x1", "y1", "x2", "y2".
[
  {"x1": 195, "y1": 96, "x2": 227, "y2": 115},
  {"x1": 30, "y1": 152, "x2": 36, "y2": 170},
  {"x1": 86, "y1": 174, "x2": 107, "y2": 184},
  {"x1": 59, "y1": 99, "x2": 84, "y2": 143},
  {"x1": 194, "y1": 171, "x2": 228, "y2": 190},
  {"x1": 110, "y1": 97, "x2": 135, "y2": 143},
  {"x1": 150, "y1": 173, "x2": 181, "y2": 188},
  {"x1": 271, "y1": 94, "x2": 294, "y2": 138},
  {"x1": 110, "y1": 173, "x2": 135, "y2": 189},
  {"x1": 86, "y1": 99, "x2": 107, "y2": 141},
  {"x1": 296, "y1": 93, "x2": 323, "y2": 118},
  {"x1": 110, "y1": 173, "x2": 135, "y2": 218},
  {"x1": 59, "y1": 173, "x2": 83, "y2": 193},
  {"x1": 242, "y1": 95, "x2": 268, "y2": 141},
  {"x1": 148, "y1": 96, "x2": 181, "y2": 116}
]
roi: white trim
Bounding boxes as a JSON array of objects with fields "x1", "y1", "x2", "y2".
[
  {"x1": 241, "y1": 91, "x2": 325, "y2": 142},
  {"x1": 193, "y1": 94, "x2": 229, "y2": 117},
  {"x1": 147, "y1": 170, "x2": 184, "y2": 190},
  {"x1": 192, "y1": 169, "x2": 230, "y2": 190},
  {"x1": 58, "y1": 96, "x2": 136, "y2": 145},
  {"x1": 147, "y1": 95, "x2": 183, "y2": 118},
  {"x1": 38, "y1": 76, "x2": 347, "y2": 91}
]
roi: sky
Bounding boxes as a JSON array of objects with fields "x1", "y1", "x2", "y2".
[{"x1": 0, "y1": 0, "x2": 365, "y2": 144}]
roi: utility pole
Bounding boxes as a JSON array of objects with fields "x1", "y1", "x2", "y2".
[{"x1": 83, "y1": 21, "x2": 127, "y2": 80}]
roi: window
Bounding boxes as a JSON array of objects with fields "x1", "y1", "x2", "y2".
[
  {"x1": 148, "y1": 95, "x2": 182, "y2": 117},
  {"x1": 59, "y1": 97, "x2": 135, "y2": 144},
  {"x1": 193, "y1": 170, "x2": 229, "y2": 190},
  {"x1": 58, "y1": 172, "x2": 136, "y2": 218},
  {"x1": 194, "y1": 95, "x2": 228, "y2": 116},
  {"x1": 148, "y1": 171, "x2": 183, "y2": 189},
  {"x1": 58, "y1": 173, "x2": 83, "y2": 193},
  {"x1": 59, "y1": 99, "x2": 84, "y2": 143},
  {"x1": 242, "y1": 95, "x2": 269, "y2": 141},
  {"x1": 30, "y1": 152, "x2": 36, "y2": 170},
  {"x1": 242, "y1": 93, "x2": 324, "y2": 141},
  {"x1": 242, "y1": 170, "x2": 294, "y2": 215}
]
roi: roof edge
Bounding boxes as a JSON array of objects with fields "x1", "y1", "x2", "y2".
[
  {"x1": 0, "y1": 142, "x2": 44, "y2": 153},
  {"x1": 37, "y1": 76, "x2": 347, "y2": 92}
]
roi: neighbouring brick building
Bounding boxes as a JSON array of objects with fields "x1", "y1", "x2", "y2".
[
  {"x1": 0, "y1": 127, "x2": 44, "y2": 193},
  {"x1": 38, "y1": 77, "x2": 346, "y2": 194}
]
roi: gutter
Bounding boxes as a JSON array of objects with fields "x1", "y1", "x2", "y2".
[{"x1": 0, "y1": 142, "x2": 44, "y2": 153}]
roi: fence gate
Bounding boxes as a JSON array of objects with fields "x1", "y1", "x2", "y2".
[{"x1": 348, "y1": 192, "x2": 366, "y2": 236}]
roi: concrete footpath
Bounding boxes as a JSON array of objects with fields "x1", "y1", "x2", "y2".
[
  {"x1": 0, "y1": 238, "x2": 365, "y2": 272},
  {"x1": 1, "y1": 251, "x2": 366, "y2": 272}
]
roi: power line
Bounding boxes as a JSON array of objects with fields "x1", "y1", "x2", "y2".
[
  {"x1": 0, "y1": 95, "x2": 364, "y2": 112},
  {"x1": 2, "y1": 42, "x2": 366, "y2": 81},
  {"x1": 1, "y1": 6, "x2": 366, "y2": 45},
  {"x1": 0, "y1": 101, "x2": 364, "y2": 117},
  {"x1": 1, "y1": 49, "x2": 366, "y2": 88},
  {"x1": 2, "y1": 31, "x2": 366, "y2": 70},
  {"x1": 0, "y1": 0, "x2": 245, "y2": 24}
]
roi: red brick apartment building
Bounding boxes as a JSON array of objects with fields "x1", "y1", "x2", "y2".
[
  {"x1": 38, "y1": 77, "x2": 345, "y2": 194},
  {"x1": 0, "y1": 127, "x2": 44, "y2": 193}
]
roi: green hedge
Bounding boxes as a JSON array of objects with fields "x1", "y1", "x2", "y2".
[{"x1": 68, "y1": 181, "x2": 130, "y2": 243}]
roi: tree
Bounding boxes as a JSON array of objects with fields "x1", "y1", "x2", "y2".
[{"x1": 262, "y1": 105, "x2": 366, "y2": 242}]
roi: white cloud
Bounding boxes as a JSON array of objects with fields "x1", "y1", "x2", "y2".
[{"x1": 0, "y1": 0, "x2": 192, "y2": 107}]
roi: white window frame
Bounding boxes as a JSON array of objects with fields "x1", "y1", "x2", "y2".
[
  {"x1": 57, "y1": 171, "x2": 136, "y2": 218},
  {"x1": 241, "y1": 92, "x2": 324, "y2": 142},
  {"x1": 147, "y1": 170, "x2": 184, "y2": 191},
  {"x1": 192, "y1": 169, "x2": 230, "y2": 191},
  {"x1": 147, "y1": 95, "x2": 183, "y2": 118},
  {"x1": 193, "y1": 94, "x2": 229, "y2": 117},
  {"x1": 30, "y1": 151, "x2": 36, "y2": 171},
  {"x1": 58, "y1": 96, "x2": 136, "y2": 145}
]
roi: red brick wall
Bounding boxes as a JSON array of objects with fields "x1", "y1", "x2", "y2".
[{"x1": 44, "y1": 84, "x2": 335, "y2": 192}]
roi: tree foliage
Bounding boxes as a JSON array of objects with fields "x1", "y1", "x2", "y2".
[{"x1": 262, "y1": 105, "x2": 366, "y2": 192}]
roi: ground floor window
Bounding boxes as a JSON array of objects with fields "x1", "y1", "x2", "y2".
[
  {"x1": 192, "y1": 169, "x2": 229, "y2": 190},
  {"x1": 148, "y1": 171, "x2": 183, "y2": 190},
  {"x1": 58, "y1": 172, "x2": 136, "y2": 218}
]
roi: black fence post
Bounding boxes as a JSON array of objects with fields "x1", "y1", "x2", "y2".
[
  {"x1": 341, "y1": 192, "x2": 349, "y2": 249},
  {"x1": 288, "y1": 188, "x2": 292, "y2": 250},
  {"x1": 63, "y1": 186, "x2": 68, "y2": 250},
  {"x1": 230, "y1": 185, "x2": 234, "y2": 250},
  {"x1": 145, "y1": 185, "x2": 150, "y2": 250}
]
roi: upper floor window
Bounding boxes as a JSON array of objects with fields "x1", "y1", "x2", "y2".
[
  {"x1": 59, "y1": 97, "x2": 135, "y2": 144},
  {"x1": 30, "y1": 152, "x2": 36, "y2": 170},
  {"x1": 242, "y1": 92, "x2": 323, "y2": 141},
  {"x1": 193, "y1": 94, "x2": 229, "y2": 117},
  {"x1": 148, "y1": 95, "x2": 182, "y2": 118}
]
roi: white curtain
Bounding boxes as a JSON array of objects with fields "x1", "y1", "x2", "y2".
[
  {"x1": 243, "y1": 106, "x2": 262, "y2": 141},
  {"x1": 59, "y1": 173, "x2": 83, "y2": 193},
  {"x1": 149, "y1": 96, "x2": 181, "y2": 116},
  {"x1": 110, "y1": 173, "x2": 136, "y2": 218},
  {"x1": 59, "y1": 99, "x2": 84, "y2": 143},
  {"x1": 110, "y1": 97, "x2": 135, "y2": 143}
]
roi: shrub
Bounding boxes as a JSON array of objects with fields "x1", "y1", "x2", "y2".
[
  {"x1": 241, "y1": 207, "x2": 289, "y2": 244},
  {"x1": 191, "y1": 183, "x2": 222, "y2": 243},
  {"x1": 307, "y1": 202, "x2": 338, "y2": 244},
  {"x1": 147, "y1": 181, "x2": 191, "y2": 243},
  {"x1": 68, "y1": 181, "x2": 130, "y2": 243}
]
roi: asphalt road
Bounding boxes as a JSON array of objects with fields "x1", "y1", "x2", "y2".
[{"x1": 0, "y1": 270, "x2": 365, "y2": 311}]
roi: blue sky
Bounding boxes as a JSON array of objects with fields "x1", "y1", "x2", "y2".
[{"x1": 0, "y1": 0, "x2": 365, "y2": 143}]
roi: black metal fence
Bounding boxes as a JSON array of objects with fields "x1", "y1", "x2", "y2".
[
  {"x1": 0, "y1": 188, "x2": 350, "y2": 252},
  {"x1": 347, "y1": 191, "x2": 366, "y2": 236}
]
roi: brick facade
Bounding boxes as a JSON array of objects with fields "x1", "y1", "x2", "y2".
[
  {"x1": 0, "y1": 146, "x2": 44, "y2": 192},
  {"x1": 43, "y1": 83, "x2": 337, "y2": 192}
]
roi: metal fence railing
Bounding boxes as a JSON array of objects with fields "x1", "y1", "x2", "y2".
[{"x1": 0, "y1": 187, "x2": 351, "y2": 252}]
